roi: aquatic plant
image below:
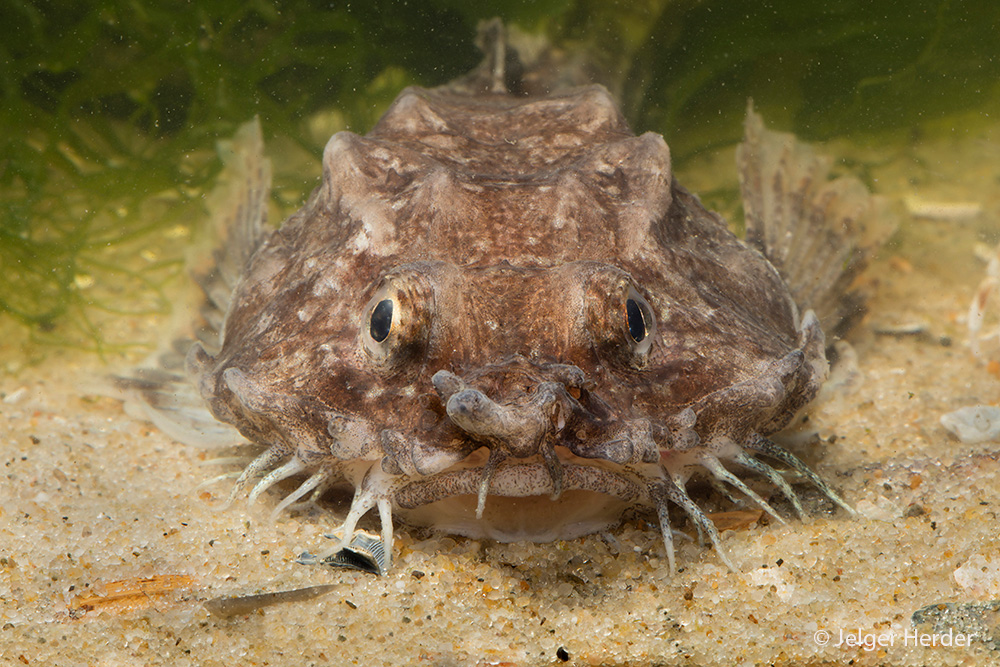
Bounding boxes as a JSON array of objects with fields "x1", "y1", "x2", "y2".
[{"x1": 0, "y1": 0, "x2": 486, "y2": 354}]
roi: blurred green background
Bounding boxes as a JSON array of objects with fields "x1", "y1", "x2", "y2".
[{"x1": 1, "y1": 0, "x2": 997, "y2": 354}]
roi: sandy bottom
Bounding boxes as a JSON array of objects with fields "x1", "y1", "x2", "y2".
[{"x1": 3, "y1": 113, "x2": 1000, "y2": 666}]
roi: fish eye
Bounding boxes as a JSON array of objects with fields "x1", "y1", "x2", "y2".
[
  {"x1": 360, "y1": 269, "x2": 435, "y2": 368},
  {"x1": 584, "y1": 269, "x2": 658, "y2": 369},
  {"x1": 626, "y1": 297, "x2": 647, "y2": 343},
  {"x1": 623, "y1": 286, "x2": 655, "y2": 359},
  {"x1": 369, "y1": 299, "x2": 394, "y2": 342}
]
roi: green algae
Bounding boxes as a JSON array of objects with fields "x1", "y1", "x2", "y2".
[{"x1": 0, "y1": 0, "x2": 488, "y2": 353}]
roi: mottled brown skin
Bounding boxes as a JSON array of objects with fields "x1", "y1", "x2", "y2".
[
  {"x1": 199, "y1": 87, "x2": 811, "y2": 431},
  {"x1": 178, "y1": 60, "x2": 851, "y2": 571}
]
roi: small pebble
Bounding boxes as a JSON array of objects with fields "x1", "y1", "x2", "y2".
[
  {"x1": 940, "y1": 405, "x2": 1000, "y2": 443},
  {"x1": 904, "y1": 197, "x2": 982, "y2": 220},
  {"x1": 3, "y1": 387, "x2": 28, "y2": 404},
  {"x1": 871, "y1": 321, "x2": 929, "y2": 336}
]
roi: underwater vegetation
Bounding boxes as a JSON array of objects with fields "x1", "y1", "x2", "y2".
[
  {"x1": 1, "y1": 0, "x2": 996, "y2": 355},
  {"x1": 0, "y1": 0, "x2": 484, "y2": 354}
]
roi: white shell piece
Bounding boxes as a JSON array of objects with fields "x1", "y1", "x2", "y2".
[{"x1": 940, "y1": 405, "x2": 1000, "y2": 444}]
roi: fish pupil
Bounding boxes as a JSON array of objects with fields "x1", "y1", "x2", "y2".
[
  {"x1": 626, "y1": 298, "x2": 646, "y2": 343},
  {"x1": 370, "y1": 299, "x2": 393, "y2": 342}
]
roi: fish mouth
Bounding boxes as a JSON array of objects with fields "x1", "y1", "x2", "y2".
[
  {"x1": 393, "y1": 462, "x2": 645, "y2": 544},
  {"x1": 214, "y1": 320, "x2": 853, "y2": 573},
  {"x1": 359, "y1": 355, "x2": 673, "y2": 547}
]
